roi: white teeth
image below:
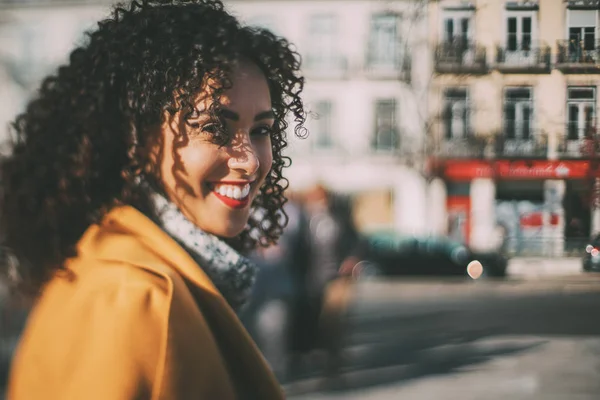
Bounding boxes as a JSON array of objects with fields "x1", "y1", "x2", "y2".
[
  {"x1": 233, "y1": 186, "x2": 242, "y2": 199},
  {"x1": 213, "y1": 183, "x2": 251, "y2": 200}
]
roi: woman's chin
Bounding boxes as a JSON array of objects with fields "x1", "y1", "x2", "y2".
[{"x1": 202, "y1": 223, "x2": 246, "y2": 239}]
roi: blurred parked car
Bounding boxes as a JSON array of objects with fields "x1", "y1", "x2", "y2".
[
  {"x1": 582, "y1": 234, "x2": 600, "y2": 272},
  {"x1": 351, "y1": 232, "x2": 508, "y2": 279}
]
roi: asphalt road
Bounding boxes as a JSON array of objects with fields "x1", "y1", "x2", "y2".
[{"x1": 285, "y1": 271, "x2": 600, "y2": 399}]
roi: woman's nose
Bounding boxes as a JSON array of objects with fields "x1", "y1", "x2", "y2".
[{"x1": 227, "y1": 134, "x2": 260, "y2": 176}]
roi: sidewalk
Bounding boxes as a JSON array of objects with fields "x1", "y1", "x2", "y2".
[{"x1": 506, "y1": 257, "x2": 582, "y2": 278}]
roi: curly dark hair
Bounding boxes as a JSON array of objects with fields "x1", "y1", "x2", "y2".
[{"x1": 0, "y1": 0, "x2": 306, "y2": 293}]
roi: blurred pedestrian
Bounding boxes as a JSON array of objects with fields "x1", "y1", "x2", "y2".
[
  {"x1": 298, "y1": 184, "x2": 362, "y2": 382},
  {"x1": 0, "y1": 1, "x2": 305, "y2": 399},
  {"x1": 240, "y1": 194, "x2": 312, "y2": 381}
]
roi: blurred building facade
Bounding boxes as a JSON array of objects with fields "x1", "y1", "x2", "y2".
[
  {"x1": 0, "y1": 0, "x2": 441, "y2": 237},
  {"x1": 0, "y1": 0, "x2": 113, "y2": 148},
  {"x1": 228, "y1": 0, "x2": 438, "y2": 236},
  {"x1": 428, "y1": 0, "x2": 600, "y2": 255}
]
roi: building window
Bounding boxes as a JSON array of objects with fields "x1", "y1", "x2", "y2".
[
  {"x1": 443, "y1": 88, "x2": 469, "y2": 139},
  {"x1": 372, "y1": 99, "x2": 398, "y2": 151},
  {"x1": 442, "y1": 10, "x2": 473, "y2": 46},
  {"x1": 368, "y1": 14, "x2": 400, "y2": 68},
  {"x1": 306, "y1": 14, "x2": 338, "y2": 69},
  {"x1": 567, "y1": 87, "x2": 596, "y2": 140},
  {"x1": 506, "y1": 14, "x2": 533, "y2": 51},
  {"x1": 567, "y1": 10, "x2": 597, "y2": 59},
  {"x1": 312, "y1": 101, "x2": 334, "y2": 150},
  {"x1": 503, "y1": 87, "x2": 533, "y2": 140}
]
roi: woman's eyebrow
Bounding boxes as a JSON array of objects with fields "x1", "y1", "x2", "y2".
[
  {"x1": 219, "y1": 108, "x2": 239, "y2": 121},
  {"x1": 218, "y1": 108, "x2": 275, "y2": 122}
]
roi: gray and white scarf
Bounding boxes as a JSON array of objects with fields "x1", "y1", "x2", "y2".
[{"x1": 150, "y1": 191, "x2": 257, "y2": 311}]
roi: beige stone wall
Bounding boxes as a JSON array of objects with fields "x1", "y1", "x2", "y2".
[{"x1": 429, "y1": 0, "x2": 600, "y2": 150}]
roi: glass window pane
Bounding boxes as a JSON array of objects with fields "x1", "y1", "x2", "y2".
[
  {"x1": 508, "y1": 17, "x2": 517, "y2": 34},
  {"x1": 569, "y1": 27, "x2": 581, "y2": 41},
  {"x1": 307, "y1": 14, "x2": 337, "y2": 67},
  {"x1": 522, "y1": 17, "x2": 531, "y2": 34},
  {"x1": 315, "y1": 101, "x2": 332, "y2": 148},
  {"x1": 522, "y1": 16, "x2": 532, "y2": 50},
  {"x1": 444, "y1": 103, "x2": 453, "y2": 139},
  {"x1": 444, "y1": 89, "x2": 468, "y2": 139},
  {"x1": 370, "y1": 14, "x2": 398, "y2": 66},
  {"x1": 584, "y1": 27, "x2": 595, "y2": 50},
  {"x1": 568, "y1": 87, "x2": 595, "y2": 100},
  {"x1": 461, "y1": 105, "x2": 468, "y2": 137},
  {"x1": 568, "y1": 104, "x2": 579, "y2": 140},
  {"x1": 584, "y1": 105, "x2": 595, "y2": 137},
  {"x1": 507, "y1": 88, "x2": 531, "y2": 100},
  {"x1": 374, "y1": 99, "x2": 396, "y2": 150},
  {"x1": 446, "y1": 88, "x2": 467, "y2": 100},
  {"x1": 505, "y1": 104, "x2": 516, "y2": 139},
  {"x1": 445, "y1": 18, "x2": 454, "y2": 41},
  {"x1": 460, "y1": 18, "x2": 469, "y2": 40},
  {"x1": 522, "y1": 105, "x2": 531, "y2": 139},
  {"x1": 507, "y1": 18, "x2": 517, "y2": 51},
  {"x1": 569, "y1": 28, "x2": 582, "y2": 58}
]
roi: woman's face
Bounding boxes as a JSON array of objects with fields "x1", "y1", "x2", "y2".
[{"x1": 157, "y1": 61, "x2": 274, "y2": 237}]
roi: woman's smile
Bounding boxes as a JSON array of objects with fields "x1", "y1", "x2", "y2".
[{"x1": 207, "y1": 181, "x2": 254, "y2": 209}]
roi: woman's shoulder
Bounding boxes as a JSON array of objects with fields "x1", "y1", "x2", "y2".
[
  {"x1": 42, "y1": 257, "x2": 175, "y2": 324},
  {"x1": 10, "y1": 260, "x2": 191, "y2": 399}
]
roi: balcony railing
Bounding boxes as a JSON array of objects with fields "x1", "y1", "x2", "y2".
[
  {"x1": 565, "y1": 0, "x2": 600, "y2": 9},
  {"x1": 495, "y1": 45, "x2": 551, "y2": 73},
  {"x1": 435, "y1": 41, "x2": 488, "y2": 74},
  {"x1": 557, "y1": 122, "x2": 600, "y2": 157},
  {"x1": 365, "y1": 55, "x2": 411, "y2": 82},
  {"x1": 439, "y1": 135, "x2": 488, "y2": 158},
  {"x1": 494, "y1": 135, "x2": 548, "y2": 158},
  {"x1": 303, "y1": 54, "x2": 348, "y2": 79},
  {"x1": 560, "y1": 137, "x2": 600, "y2": 158},
  {"x1": 556, "y1": 40, "x2": 600, "y2": 73}
]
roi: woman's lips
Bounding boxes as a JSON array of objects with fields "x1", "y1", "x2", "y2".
[
  {"x1": 209, "y1": 181, "x2": 252, "y2": 209},
  {"x1": 212, "y1": 191, "x2": 250, "y2": 209}
]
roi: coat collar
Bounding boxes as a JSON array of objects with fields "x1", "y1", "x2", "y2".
[{"x1": 77, "y1": 205, "x2": 221, "y2": 297}]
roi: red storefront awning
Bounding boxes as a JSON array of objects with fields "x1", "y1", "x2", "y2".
[{"x1": 438, "y1": 159, "x2": 599, "y2": 181}]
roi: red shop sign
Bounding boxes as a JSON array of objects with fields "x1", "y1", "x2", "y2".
[{"x1": 443, "y1": 159, "x2": 597, "y2": 181}]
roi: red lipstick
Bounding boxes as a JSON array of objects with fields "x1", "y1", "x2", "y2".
[{"x1": 213, "y1": 191, "x2": 250, "y2": 209}]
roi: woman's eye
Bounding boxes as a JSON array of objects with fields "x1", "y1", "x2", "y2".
[
  {"x1": 201, "y1": 123, "x2": 219, "y2": 135},
  {"x1": 251, "y1": 126, "x2": 273, "y2": 137}
]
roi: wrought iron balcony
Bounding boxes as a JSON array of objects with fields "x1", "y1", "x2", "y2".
[
  {"x1": 303, "y1": 54, "x2": 348, "y2": 79},
  {"x1": 494, "y1": 135, "x2": 548, "y2": 158},
  {"x1": 365, "y1": 54, "x2": 411, "y2": 82},
  {"x1": 439, "y1": 135, "x2": 488, "y2": 158},
  {"x1": 565, "y1": 0, "x2": 600, "y2": 9},
  {"x1": 560, "y1": 138, "x2": 600, "y2": 158},
  {"x1": 435, "y1": 41, "x2": 488, "y2": 74},
  {"x1": 495, "y1": 44, "x2": 551, "y2": 73},
  {"x1": 559, "y1": 124, "x2": 600, "y2": 158},
  {"x1": 556, "y1": 40, "x2": 600, "y2": 73}
]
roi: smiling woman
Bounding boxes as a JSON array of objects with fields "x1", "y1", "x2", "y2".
[
  {"x1": 0, "y1": 1, "x2": 305, "y2": 399},
  {"x1": 159, "y1": 60, "x2": 275, "y2": 239}
]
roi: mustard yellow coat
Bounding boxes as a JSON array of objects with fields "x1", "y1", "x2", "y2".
[{"x1": 8, "y1": 206, "x2": 284, "y2": 400}]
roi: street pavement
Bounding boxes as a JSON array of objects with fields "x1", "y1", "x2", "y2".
[{"x1": 285, "y1": 258, "x2": 600, "y2": 399}]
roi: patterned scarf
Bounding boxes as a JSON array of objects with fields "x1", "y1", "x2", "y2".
[{"x1": 150, "y1": 191, "x2": 257, "y2": 311}]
